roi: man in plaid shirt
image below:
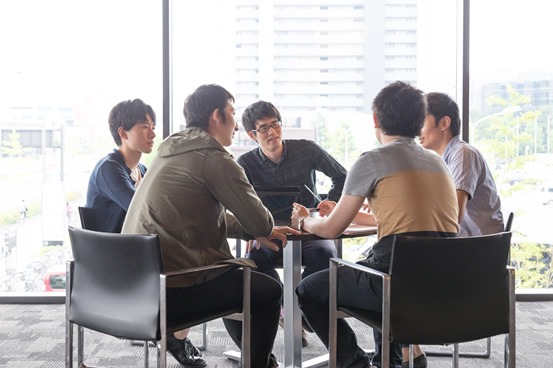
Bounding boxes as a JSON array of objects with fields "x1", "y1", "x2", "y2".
[{"x1": 237, "y1": 100, "x2": 347, "y2": 346}]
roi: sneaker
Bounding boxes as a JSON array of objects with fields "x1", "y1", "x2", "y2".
[{"x1": 166, "y1": 334, "x2": 207, "y2": 367}]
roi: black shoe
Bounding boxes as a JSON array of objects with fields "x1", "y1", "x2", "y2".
[
  {"x1": 401, "y1": 353, "x2": 427, "y2": 368},
  {"x1": 301, "y1": 329, "x2": 309, "y2": 347},
  {"x1": 167, "y1": 334, "x2": 207, "y2": 368},
  {"x1": 184, "y1": 337, "x2": 202, "y2": 357},
  {"x1": 280, "y1": 316, "x2": 308, "y2": 347},
  {"x1": 301, "y1": 317, "x2": 314, "y2": 333}
]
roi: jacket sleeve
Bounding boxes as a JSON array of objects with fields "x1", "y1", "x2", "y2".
[
  {"x1": 204, "y1": 151, "x2": 274, "y2": 238},
  {"x1": 225, "y1": 212, "x2": 254, "y2": 240}
]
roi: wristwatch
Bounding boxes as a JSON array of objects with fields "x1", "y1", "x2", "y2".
[{"x1": 298, "y1": 216, "x2": 306, "y2": 231}]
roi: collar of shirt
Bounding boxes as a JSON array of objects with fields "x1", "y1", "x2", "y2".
[
  {"x1": 443, "y1": 135, "x2": 462, "y2": 164},
  {"x1": 110, "y1": 149, "x2": 132, "y2": 175},
  {"x1": 256, "y1": 140, "x2": 288, "y2": 166}
]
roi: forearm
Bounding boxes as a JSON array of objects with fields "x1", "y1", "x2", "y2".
[
  {"x1": 302, "y1": 194, "x2": 364, "y2": 238},
  {"x1": 456, "y1": 190, "x2": 469, "y2": 223},
  {"x1": 353, "y1": 212, "x2": 376, "y2": 226}
]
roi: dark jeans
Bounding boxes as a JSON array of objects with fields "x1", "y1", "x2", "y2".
[
  {"x1": 167, "y1": 268, "x2": 282, "y2": 368},
  {"x1": 296, "y1": 266, "x2": 402, "y2": 368},
  {"x1": 246, "y1": 239, "x2": 337, "y2": 283}
]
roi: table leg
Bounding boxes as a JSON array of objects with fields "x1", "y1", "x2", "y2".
[{"x1": 283, "y1": 239, "x2": 302, "y2": 368}]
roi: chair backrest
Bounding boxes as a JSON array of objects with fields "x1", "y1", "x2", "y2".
[
  {"x1": 254, "y1": 186, "x2": 301, "y2": 225},
  {"x1": 388, "y1": 232, "x2": 512, "y2": 345},
  {"x1": 505, "y1": 211, "x2": 514, "y2": 231},
  {"x1": 78, "y1": 206, "x2": 100, "y2": 231},
  {"x1": 67, "y1": 226, "x2": 163, "y2": 341}
]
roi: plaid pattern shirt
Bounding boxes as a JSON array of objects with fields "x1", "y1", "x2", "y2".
[{"x1": 236, "y1": 139, "x2": 347, "y2": 208}]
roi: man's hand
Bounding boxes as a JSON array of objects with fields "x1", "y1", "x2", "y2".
[
  {"x1": 250, "y1": 226, "x2": 301, "y2": 253},
  {"x1": 291, "y1": 203, "x2": 310, "y2": 229},
  {"x1": 317, "y1": 200, "x2": 337, "y2": 217}
]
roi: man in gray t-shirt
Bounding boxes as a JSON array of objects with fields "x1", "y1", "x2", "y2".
[{"x1": 419, "y1": 92, "x2": 504, "y2": 237}]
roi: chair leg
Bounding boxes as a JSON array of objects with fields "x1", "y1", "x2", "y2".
[
  {"x1": 505, "y1": 332, "x2": 516, "y2": 368},
  {"x1": 381, "y1": 276, "x2": 391, "y2": 368},
  {"x1": 156, "y1": 340, "x2": 163, "y2": 368},
  {"x1": 65, "y1": 321, "x2": 73, "y2": 368},
  {"x1": 507, "y1": 267, "x2": 516, "y2": 368},
  {"x1": 329, "y1": 260, "x2": 339, "y2": 368},
  {"x1": 144, "y1": 341, "x2": 149, "y2": 368},
  {"x1": 196, "y1": 322, "x2": 208, "y2": 351},
  {"x1": 452, "y1": 343, "x2": 459, "y2": 368},
  {"x1": 77, "y1": 326, "x2": 84, "y2": 368},
  {"x1": 242, "y1": 267, "x2": 251, "y2": 368},
  {"x1": 409, "y1": 345, "x2": 414, "y2": 368}
]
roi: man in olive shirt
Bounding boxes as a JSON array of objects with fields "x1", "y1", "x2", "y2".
[{"x1": 123, "y1": 84, "x2": 299, "y2": 368}]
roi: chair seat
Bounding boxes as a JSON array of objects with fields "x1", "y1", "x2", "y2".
[
  {"x1": 165, "y1": 307, "x2": 243, "y2": 337},
  {"x1": 339, "y1": 306, "x2": 383, "y2": 332}
]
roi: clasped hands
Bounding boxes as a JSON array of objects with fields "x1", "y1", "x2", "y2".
[{"x1": 246, "y1": 225, "x2": 301, "y2": 254}]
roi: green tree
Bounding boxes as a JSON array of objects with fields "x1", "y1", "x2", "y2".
[
  {"x1": 474, "y1": 85, "x2": 553, "y2": 289},
  {"x1": 511, "y1": 240, "x2": 553, "y2": 288},
  {"x1": 1, "y1": 130, "x2": 31, "y2": 157},
  {"x1": 326, "y1": 122, "x2": 357, "y2": 168},
  {"x1": 474, "y1": 85, "x2": 540, "y2": 196},
  {"x1": 311, "y1": 113, "x2": 330, "y2": 147}
]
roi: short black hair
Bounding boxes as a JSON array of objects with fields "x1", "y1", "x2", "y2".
[
  {"x1": 425, "y1": 92, "x2": 461, "y2": 137},
  {"x1": 183, "y1": 84, "x2": 235, "y2": 130},
  {"x1": 108, "y1": 99, "x2": 156, "y2": 146},
  {"x1": 372, "y1": 81, "x2": 427, "y2": 138},
  {"x1": 241, "y1": 100, "x2": 281, "y2": 133}
]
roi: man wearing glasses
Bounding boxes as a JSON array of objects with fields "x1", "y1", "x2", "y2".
[{"x1": 237, "y1": 100, "x2": 347, "y2": 346}]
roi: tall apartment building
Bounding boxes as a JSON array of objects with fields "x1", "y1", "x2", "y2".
[
  {"x1": 233, "y1": 0, "x2": 418, "y2": 119},
  {"x1": 480, "y1": 80, "x2": 553, "y2": 115}
]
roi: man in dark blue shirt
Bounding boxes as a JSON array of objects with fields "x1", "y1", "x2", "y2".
[
  {"x1": 236, "y1": 100, "x2": 347, "y2": 346},
  {"x1": 85, "y1": 99, "x2": 156, "y2": 233}
]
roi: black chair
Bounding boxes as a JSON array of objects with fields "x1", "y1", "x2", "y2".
[
  {"x1": 77, "y1": 206, "x2": 100, "y2": 231},
  {"x1": 329, "y1": 232, "x2": 515, "y2": 368},
  {"x1": 424, "y1": 211, "x2": 516, "y2": 360},
  {"x1": 505, "y1": 212, "x2": 514, "y2": 232},
  {"x1": 65, "y1": 226, "x2": 252, "y2": 368},
  {"x1": 77, "y1": 206, "x2": 210, "y2": 351}
]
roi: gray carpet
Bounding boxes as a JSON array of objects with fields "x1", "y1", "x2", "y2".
[{"x1": 0, "y1": 302, "x2": 552, "y2": 367}]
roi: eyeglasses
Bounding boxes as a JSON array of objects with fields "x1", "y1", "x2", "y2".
[{"x1": 252, "y1": 121, "x2": 282, "y2": 134}]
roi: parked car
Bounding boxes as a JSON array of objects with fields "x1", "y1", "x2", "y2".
[{"x1": 43, "y1": 264, "x2": 66, "y2": 292}]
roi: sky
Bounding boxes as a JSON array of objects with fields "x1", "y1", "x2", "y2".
[{"x1": 470, "y1": 0, "x2": 553, "y2": 74}]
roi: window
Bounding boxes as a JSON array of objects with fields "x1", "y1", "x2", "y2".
[
  {"x1": 0, "y1": 0, "x2": 161, "y2": 296},
  {"x1": 470, "y1": 0, "x2": 553, "y2": 290},
  {"x1": 4, "y1": 0, "x2": 549, "y2": 299}
]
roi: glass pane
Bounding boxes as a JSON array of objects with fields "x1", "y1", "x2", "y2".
[
  {"x1": 0, "y1": 1, "x2": 161, "y2": 294},
  {"x1": 172, "y1": 0, "x2": 458, "y2": 260},
  {"x1": 471, "y1": 0, "x2": 553, "y2": 289}
]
